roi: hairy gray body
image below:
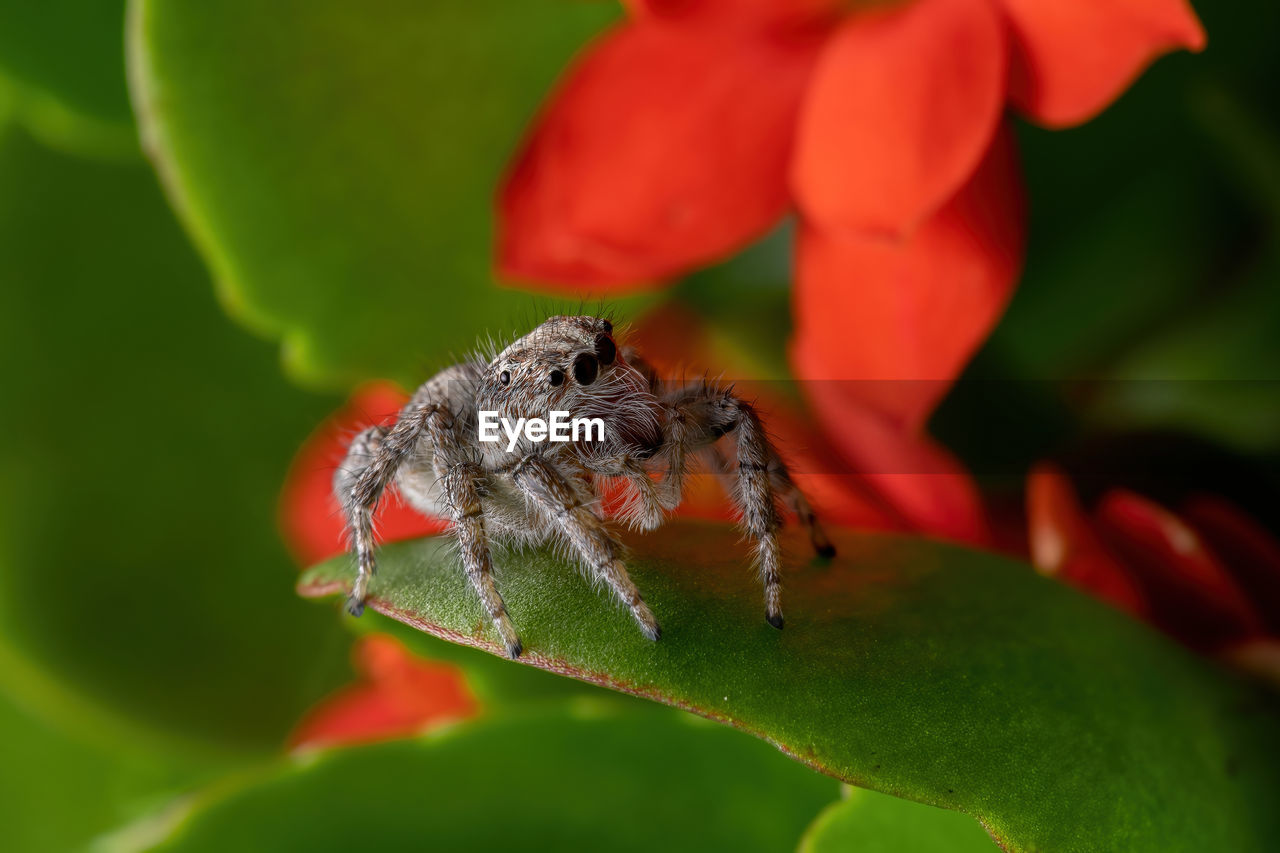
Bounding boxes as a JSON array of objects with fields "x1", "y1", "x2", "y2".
[{"x1": 334, "y1": 315, "x2": 834, "y2": 658}]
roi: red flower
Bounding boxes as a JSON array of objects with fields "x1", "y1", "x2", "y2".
[
  {"x1": 499, "y1": 0, "x2": 1204, "y2": 428},
  {"x1": 290, "y1": 635, "x2": 476, "y2": 750},
  {"x1": 1027, "y1": 464, "x2": 1280, "y2": 681}
]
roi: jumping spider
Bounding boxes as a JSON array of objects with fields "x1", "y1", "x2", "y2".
[{"x1": 335, "y1": 315, "x2": 835, "y2": 658}]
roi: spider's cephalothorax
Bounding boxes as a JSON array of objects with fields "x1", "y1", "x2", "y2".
[{"x1": 335, "y1": 315, "x2": 835, "y2": 658}]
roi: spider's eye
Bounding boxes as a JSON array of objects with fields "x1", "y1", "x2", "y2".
[
  {"x1": 499, "y1": 370, "x2": 511, "y2": 386},
  {"x1": 601, "y1": 319, "x2": 613, "y2": 334},
  {"x1": 594, "y1": 334, "x2": 616, "y2": 366},
  {"x1": 548, "y1": 369, "x2": 565, "y2": 387},
  {"x1": 572, "y1": 353, "x2": 599, "y2": 385}
]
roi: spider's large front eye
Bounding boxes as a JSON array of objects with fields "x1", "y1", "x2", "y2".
[
  {"x1": 499, "y1": 370, "x2": 510, "y2": 386},
  {"x1": 572, "y1": 353, "x2": 599, "y2": 385},
  {"x1": 594, "y1": 334, "x2": 616, "y2": 366}
]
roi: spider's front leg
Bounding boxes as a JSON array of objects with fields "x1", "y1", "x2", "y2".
[
  {"x1": 337, "y1": 402, "x2": 434, "y2": 616},
  {"x1": 427, "y1": 414, "x2": 522, "y2": 658},
  {"x1": 511, "y1": 454, "x2": 661, "y2": 641},
  {"x1": 333, "y1": 426, "x2": 388, "y2": 606},
  {"x1": 338, "y1": 396, "x2": 522, "y2": 657}
]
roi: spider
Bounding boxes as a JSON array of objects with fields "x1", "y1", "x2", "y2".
[{"x1": 335, "y1": 315, "x2": 835, "y2": 658}]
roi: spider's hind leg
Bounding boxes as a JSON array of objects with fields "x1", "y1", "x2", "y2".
[
  {"x1": 704, "y1": 442, "x2": 835, "y2": 561},
  {"x1": 770, "y1": 460, "x2": 836, "y2": 560},
  {"x1": 671, "y1": 386, "x2": 834, "y2": 629}
]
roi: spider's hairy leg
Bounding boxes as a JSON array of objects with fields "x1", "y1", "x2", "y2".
[
  {"x1": 683, "y1": 390, "x2": 836, "y2": 559},
  {"x1": 702, "y1": 432, "x2": 836, "y2": 560},
  {"x1": 512, "y1": 455, "x2": 661, "y2": 641},
  {"x1": 772, "y1": 465, "x2": 836, "y2": 560},
  {"x1": 428, "y1": 412, "x2": 522, "y2": 658},
  {"x1": 339, "y1": 397, "x2": 447, "y2": 616},
  {"x1": 725, "y1": 398, "x2": 788, "y2": 629},
  {"x1": 338, "y1": 391, "x2": 520, "y2": 659},
  {"x1": 333, "y1": 424, "x2": 389, "y2": 612},
  {"x1": 664, "y1": 384, "x2": 833, "y2": 629},
  {"x1": 437, "y1": 461, "x2": 522, "y2": 658}
]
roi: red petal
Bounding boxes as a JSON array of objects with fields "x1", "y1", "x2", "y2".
[
  {"x1": 498, "y1": 22, "x2": 820, "y2": 291},
  {"x1": 1096, "y1": 490, "x2": 1266, "y2": 652},
  {"x1": 1181, "y1": 496, "x2": 1280, "y2": 634},
  {"x1": 290, "y1": 635, "x2": 476, "y2": 750},
  {"x1": 278, "y1": 383, "x2": 447, "y2": 566},
  {"x1": 792, "y1": 0, "x2": 1006, "y2": 237},
  {"x1": 625, "y1": 0, "x2": 841, "y2": 32},
  {"x1": 798, "y1": 384, "x2": 990, "y2": 545},
  {"x1": 792, "y1": 125, "x2": 1025, "y2": 431},
  {"x1": 1000, "y1": 0, "x2": 1206, "y2": 128},
  {"x1": 1026, "y1": 465, "x2": 1147, "y2": 616}
]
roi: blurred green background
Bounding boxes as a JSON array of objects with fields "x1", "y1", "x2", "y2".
[{"x1": 0, "y1": 0, "x2": 1277, "y2": 850}]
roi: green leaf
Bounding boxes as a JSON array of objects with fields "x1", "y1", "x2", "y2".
[
  {"x1": 991, "y1": 166, "x2": 1218, "y2": 378},
  {"x1": 0, "y1": 124, "x2": 351, "y2": 752},
  {"x1": 0, "y1": 692, "x2": 221, "y2": 853},
  {"x1": 0, "y1": 0, "x2": 137, "y2": 157},
  {"x1": 1091, "y1": 259, "x2": 1280, "y2": 453},
  {"x1": 144, "y1": 706, "x2": 839, "y2": 852},
  {"x1": 801, "y1": 786, "x2": 1000, "y2": 853},
  {"x1": 128, "y1": 0, "x2": 654, "y2": 390},
  {"x1": 299, "y1": 523, "x2": 1280, "y2": 852},
  {"x1": 347, "y1": 609, "x2": 613, "y2": 706},
  {"x1": 1084, "y1": 102, "x2": 1280, "y2": 454}
]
